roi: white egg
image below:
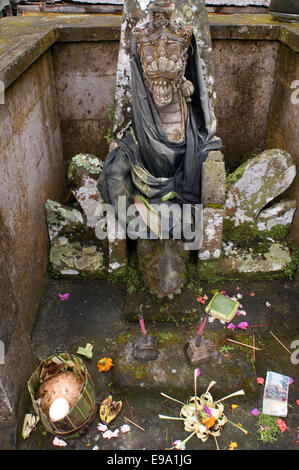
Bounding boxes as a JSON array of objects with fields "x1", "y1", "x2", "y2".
[{"x1": 49, "y1": 397, "x2": 70, "y2": 422}]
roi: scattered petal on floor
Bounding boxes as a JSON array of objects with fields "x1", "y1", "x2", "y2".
[
  {"x1": 93, "y1": 445, "x2": 99, "y2": 450},
  {"x1": 289, "y1": 377, "x2": 294, "y2": 384},
  {"x1": 173, "y1": 440, "x2": 185, "y2": 450},
  {"x1": 237, "y1": 322, "x2": 249, "y2": 330},
  {"x1": 208, "y1": 316, "x2": 215, "y2": 323},
  {"x1": 227, "y1": 323, "x2": 236, "y2": 330},
  {"x1": 121, "y1": 425, "x2": 131, "y2": 434},
  {"x1": 257, "y1": 377, "x2": 264, "y2": 385},
  {"x1": 296, "y1": 400, "x2": 299, "y2": 406},
  {"x1": 97, "y1": 423, "x2": 108, "y2": 432},
  {"x1": 277, "y1": 419, "x2": 287, "y2": 433},
  {"x1": 231, "y1": 404, "x2": 239, "y2": 411},
  {"x1": 250, "y1": 293, "x2": 255, "y2": 297},
  {"x1": 266, "y1": 302, "x2": 271, "y2": 307},
  {"x1": 239, "y1": 310, "x2": 247, "y2": 316},
  {"x1": 58, "y1": 293, "x2": 70, "y2": 301},
  {"x1": 102, "y1": 429, "x2": 119, "y2": 439},
  {"x1": 237, "y1": 294, "x2": 243, "y2": 299},
  {"x1": 53, "y1": 437, "x2": 67, "y2": 447},
  {"x1": 229, "y1": 441, "x2": 238, "y2": 450},
  {"x1": 251, "y1": 408, "x2": 260, "y2": 416}
]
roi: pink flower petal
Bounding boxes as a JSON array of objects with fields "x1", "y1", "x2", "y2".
[
  {"x1": 250, "y1": 292, "x2": 255, "y2": 297},
  {"x1": 296, "y1": 400, "x2": 299, "y2": 406},
  {"x1": 289, "y1": 377, "x2": 294, "y2": 385},
  {"x1": 173, "y1": 440, "x2": 185, "y2": 450},
  {"x1": 251, "y1": 408, "x2": 260, "y2": 416},
  {"x1": 102, "y1": 429, "x2": 119, "y2": 439},
  {"x1": 227, "y1": 323, "x2": 236, "y2": 330},
  {"x1": 257, "y1": 377, "x2": 264, "y2": 385},
  {"x1": 196, "y1": 368, "x2": 201, "y2": 377},
  {"x1": 237, "y1": 322, "x2": 249, "y2": 330},
  {"x1": 277, "y1": 419, "x2": 287, "y2": 433},
  {"x1": 204, "y1": 406, "x2": 212, "y2": 417},
  {"x1": 97, "y1": 423, "x2": 108, "y2": 432},
  {"x1": 58, "y1": 293, "x2": 70, "y2": 301}
]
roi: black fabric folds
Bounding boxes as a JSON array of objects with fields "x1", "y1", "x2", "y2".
[{"x1": 97, "y1": 32, "x2": 221, "y2": 222}]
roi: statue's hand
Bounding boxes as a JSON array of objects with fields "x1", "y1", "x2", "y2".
[{"x1": 182, "y1": 80, "x2": 194, "y2": 102}]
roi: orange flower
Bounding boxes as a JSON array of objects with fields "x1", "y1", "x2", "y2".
[
  {"x1": 202, "y1": 416, "x2": 216, "y2": 429},
  {"x1": 231, "y1": 404, "x2": 239, "y2": 412},
  {"x1": 229, "y1": 441, "x2": 238, "y2": 450},
  {"x1": 97, "y1": 357, "x2": 114, "y2": 372}
]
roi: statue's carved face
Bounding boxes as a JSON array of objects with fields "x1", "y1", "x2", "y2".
[
  {"x1": 136, "y1": 25, "x2": 192, "y2": 109},
  {"x1": 138, "y1": 35, "x2": 186, "y2": 107}
]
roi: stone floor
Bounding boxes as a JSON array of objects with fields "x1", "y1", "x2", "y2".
[{"x1": 19, "y1": 277, "x2": 299, "y2": 451}]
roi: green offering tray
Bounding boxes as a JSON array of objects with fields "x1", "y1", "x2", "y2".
[{"x1": 205, "y1": 293, "x2": 239, "y2": 323}]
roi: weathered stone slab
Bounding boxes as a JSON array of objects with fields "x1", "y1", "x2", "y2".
[
  {"x1": 198, "y1": 242, "x2": 292, "y2": 281},
  {"x1": 106, "y1": 210, "x2": 127, "y2": 275},
  {"x1": 256, "y1": 200, "x2": 297, "y2": 231},
  {"x1": 49, "y1": 237, "x2": 105, "y2": 277},
  {"x1": 68, "y1": 154, "x2": 104, "y2": 229},
  {"x1": 226, "y1": 149, "x2": 296, "y2": 226},
  {"x1": 202, "y1": 151, "x2": 226, "y2": 206},
  {"x1": 67, "y1": 153, "x2": 128, "y2": 275},
  {"x1": 45, "y1": 200, "x2": 85, "y2": 241},
  {"x1": 198, "y1": 208, "x2": 224, "y2": 260},
  {"x1": 114, "y1": 0, "x2": 216, "y2": 134}
]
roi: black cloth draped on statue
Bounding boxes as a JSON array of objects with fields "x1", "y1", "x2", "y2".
[{"x1": 97, "y1": 33, "x2": 221, "y2": 225}]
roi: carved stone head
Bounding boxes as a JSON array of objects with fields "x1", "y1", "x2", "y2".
[{"x1": 135, "y1": 0, "x2": 193, "y2": 109}]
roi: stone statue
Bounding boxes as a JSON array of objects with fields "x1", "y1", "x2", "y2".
[
  {"x1": 134, "y1": 0, "x2": 194, "y2": 142},
  {"x1": 97, "y1": 0, "x2": 222, "y2": 298}
]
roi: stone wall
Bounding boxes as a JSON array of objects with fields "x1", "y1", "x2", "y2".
[
  {"x1": 213, "y1": 39, "x2": 280, "y2": 168},
  {"x1": 0, "y1": 50, "x2": 66, "y2": 447},
  {"x1": 52, "y1": 41, "x2": 120, "y2": 167}
]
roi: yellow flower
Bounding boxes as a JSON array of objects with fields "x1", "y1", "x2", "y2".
[
  {"x1": 231, "y1": 404, "x2": 239, "y2": 412},
  {"x1": 229, "y1": 441, "x2": 238, "y2": 450},
  {"x1": 97, "y1": 357, "x2": 114, "y2": 372}
]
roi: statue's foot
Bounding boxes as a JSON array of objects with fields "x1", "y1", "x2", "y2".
[{"x1": 137, "y1": 239, "x2": 189, "y2": 300}]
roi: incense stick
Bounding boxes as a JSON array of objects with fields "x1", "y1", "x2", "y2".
[
  {"x1": 124, "y1": 395, "x2": 136, "y2": 423},
  {"x1": 160, "y1": 392, "x2": 186, "y2": 406},
  {"x1": 159, "y1": 415, "x2": 185, "y2": 421},
  {"x1": 215, "y1": 389, "x2": 245, "y2": 404},
  {"x1": 227, "y1": 338, "x2": 262, "y2": 351},
  {"x1": 270, "y1": 330, "x2": 291, "y2": 355},
  {"x1": 123, "y1": 416, "x2": 145, "y2": 432}
]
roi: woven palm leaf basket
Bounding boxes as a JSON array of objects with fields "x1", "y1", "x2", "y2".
[{"x1": 27, "y1": 353, "x2": 96, "y2": 439}]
